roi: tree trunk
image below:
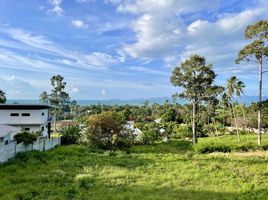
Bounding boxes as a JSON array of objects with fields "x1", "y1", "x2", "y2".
[
  {"x1": 192, "y1": 103, "x2": 197, "y2": 145},
  {"x1": 213, "y1": 119, "x2": 219, "y2": 138},
  {"x1": 54, "y1": 108, "x2": 57, "y2": 132},
  {"x1": 239, "y1": 99, "x2": 246, "y2": 131},
  {"x1": 231, "y1": 103, "x2": 240, "y2": 142},
  {"x1": 258, "y1": 63, "x2": 263, "y2": 145}
]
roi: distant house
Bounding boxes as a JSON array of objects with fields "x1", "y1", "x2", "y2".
[
  {"x1": 59, "y1": 120, "x2": 80, "y2": 130},
  {"x1": 0, "y1": 124, "x2": 19, "y2": 146},
  {"x1": 154, "y1": 118, "x2": 162, "y2": 124},
  {"x1": 0, "y1": 104, "x2": 53, "y2": 138},
  {"x1": 125, "y1": 121, "x2": 142, "y2": 136},
  {"x1": 124, "y1": 121, "x2": 142, "y2": 142}
]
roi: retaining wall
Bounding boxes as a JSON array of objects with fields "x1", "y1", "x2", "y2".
[{"x1": 0, "y1": 137, "x2": 61, "y2": 163}]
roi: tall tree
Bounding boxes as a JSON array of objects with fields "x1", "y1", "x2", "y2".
[
  {"x1": 170, "y1": 55, "x2": 223, "y2": 145},
  {"x1": 49, "y1": 75, "x2": 70, "y2": 116},
  {"x1": 70, "y1": 100, "x2": 79, "y2": 120},
  {"x1": 226, "y1": 76, "x2": 245, "y2": 141},
  {"x1": 39, "y1": 91, "x2": 49, "y2": 104},
  {"x1": 236, "y1": 20, "x2": 268, "y2": 145},
  {"x1": 39, "y1": 75, "x2": 70, "y2": 131},
  {"x1": 235, "y1": 80, "x2": 247, "y2": 130},
  {"x1": 0, "y1": 90, "x2": 7, "y2": 104},
  {"x1": 217, "y1": 92, "x2": 230, "y2": 126}
]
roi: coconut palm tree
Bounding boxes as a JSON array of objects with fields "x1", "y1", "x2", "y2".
[
  {"x1": 226, "y1": 76, "x2": 245, "y2": 142},
  {"x1": 218, "y1": 92, "x2": 230, "y2": 126},
  {"x1": 235, "y1": 80, "x2": 246, "y2": 130},
  {"x1": 0, "y1": 90, "x2": 6, "y2": 103}
]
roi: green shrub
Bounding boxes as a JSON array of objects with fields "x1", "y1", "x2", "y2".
[
  {"x1": 262, "y1": 144, "x2": 268, "y2": 150},
  {"x1": 61, "y1": 125, "x2": 81, "y2": 145},
  {"x1": 195, "y1": 144, "x2": 231, "y2": 154},
  {"x1": 13, "y1": 131, "x2": 38, "y2": 145},
  {"x1": 113, "y1": 127, "x2": 135, "y2": 150},
  {"x1": 86, "y1": 112, "x2": 134, "y2": 150},
  {"x1": 172, "y1": 123, "x2": 192, "y2": 139},
  {"x1": 137, "y1": 122, "x2": 160, "y2": 144}
]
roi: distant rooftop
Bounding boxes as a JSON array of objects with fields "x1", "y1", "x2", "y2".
[{"x1": 0, "y1": 104, "x2": 54, "y2": 110}]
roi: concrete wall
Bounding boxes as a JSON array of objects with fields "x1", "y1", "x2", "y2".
[{"x1": 0, "y1": 137, "x2": 61, "y2": 163}]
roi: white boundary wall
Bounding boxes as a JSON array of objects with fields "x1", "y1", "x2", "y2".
[{"x1": 0, "y1": 137, "x2": 61, "y2": 163}]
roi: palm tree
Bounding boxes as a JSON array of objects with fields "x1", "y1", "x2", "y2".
[
  {"x1": 235, "y1": 80, "x2": 246, "y2": 130},
  {"x1": 0, "y1": 90, "x2": 6, "y2": 104},
  {"x1": 218, "y1": 92, "x2": 230, "y2": 126},
  {"x1": 226, "y1": 76, "x2": 245, "y2": 142}
]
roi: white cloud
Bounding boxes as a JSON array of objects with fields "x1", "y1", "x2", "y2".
[
  {"x1": 0, "y1": 27, "x2": 122, "y2": 70},
  {"x1": 71, "y1": 20, "x2": 88, "y2": 29},
  {"x1": 110, "y1": 0, "x2": 268, "y2": 76},
  {"x1": 3, "y1": 27, "x2": 64, "y2": 56},
  {"x1": 129, "y1": 66, "x2": 169, "y2": 76},
  {"x1": 70, "y1": 85, "x2": 80, "y2": 94},
  {"x1": 164, "y1": 55, "x2": 179, "y2": 68},
  {"x1": 101, "y1": 89, "x2": 107, "y2": 97},
  {"x1": 0, "y1": 77, "x2": 39, "y2": 99},
  {"x1": 181, "y1": 3, "x2": 268, "y2": 73},
  {"x1": 109, "y1": 0, "x2": 220, "y2": 60},
  {"x1": 111, "y1": 0, "x2": 219, "y2": 14},
  {"x1": 48, "y1": 0, "x2": 64, "y2": 15},
  {"x1": 81, "y1": 52, "x2": 119, "y2": 68},
  {"x1": 123, "y1": 13, "x2": 182, "y2": 59}
]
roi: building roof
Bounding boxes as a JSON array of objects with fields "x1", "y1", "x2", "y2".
[
  {"x1": 154, "y1": 118, "x2": 162, "y2": 124},
  {"x1": 0, "y1": 124, "x2": 19, "y2": 137},
  {"x1": 0, "y1": 104, "x2": 54, "y2": 110}
]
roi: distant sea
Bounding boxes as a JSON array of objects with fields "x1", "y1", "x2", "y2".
[
  {"x1": 6, "y1": 96, "x2": 267, "y2": 106},
  {"x1": 7, "y1": 97, "x2": 174, "y2": 106}
]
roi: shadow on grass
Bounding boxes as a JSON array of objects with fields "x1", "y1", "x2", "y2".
[{"x1": 130, "y1": 140, "x2": 193, "y2": 154}]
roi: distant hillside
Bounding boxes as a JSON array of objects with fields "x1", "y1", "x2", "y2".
[{"x1": 7, "y1": 96, "x2": 267, "y2": 106}]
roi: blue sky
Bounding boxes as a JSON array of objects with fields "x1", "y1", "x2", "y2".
[{"x1": 0, "y1": 0, "x2": 267, "y2": 100}]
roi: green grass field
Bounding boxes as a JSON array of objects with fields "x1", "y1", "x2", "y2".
[{"x1": 0, "y1": 135, "x2": 268, "y2": 200}]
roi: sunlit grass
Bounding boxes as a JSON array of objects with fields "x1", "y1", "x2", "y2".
[
  {"x1": 0, "y1": 136, "x2": 267, "y2": 199},
  {"x1": 195, "y1": 133, "x2": 268, "y2": 153}
]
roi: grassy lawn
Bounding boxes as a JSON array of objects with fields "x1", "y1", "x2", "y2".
[
  {"x1": 0, "y1": 135, "x2": 268, "y2": 199},
  {"x1": 195, "y1": 133, "x2": 268, "y2": 153}
]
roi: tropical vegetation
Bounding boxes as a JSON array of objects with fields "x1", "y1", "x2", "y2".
[{"x1": 0, "y1": 19, "x2": 268, "y2": 200}]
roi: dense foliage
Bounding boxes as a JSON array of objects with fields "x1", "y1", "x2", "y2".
[
  {"x1": 61, "y1": 125, "x2": 81, "y2": 145},
  {"x1": 0, "y1": 89, "x2": 6, "y2": 103},
  {"x1": 85, "y1": 112, "x2": 134, "y2": 150},
  {"x1": 13, "y1": 131, "x2": 40, "y2": 145}
]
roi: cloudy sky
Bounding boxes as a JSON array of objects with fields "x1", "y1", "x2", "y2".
[{"x1": 0, "y1": 0, "x2": 267, "y2": 100}]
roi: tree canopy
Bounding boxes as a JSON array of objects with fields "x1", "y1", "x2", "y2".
[
  {"x1": 170, "y1": 55, "x2": 223, "y2": 144},
  {"x1": 0, "y1": 90, "x2": 6, "y2": 104}
]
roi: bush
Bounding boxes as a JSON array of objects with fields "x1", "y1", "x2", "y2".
[
  {"x1": 86, "y1": 112, "x2": 134, "y2": 150},
  {"x1": 136, "y1": 122, "x2": 160, "y2": 144},
  {"x1": 61, "y1": 125, "x2": 81, "y2": 145},
  {"x1": 13, "y1": 131, "x2": 38, "y2": 145},
  {"x1": 195, "y1": 144, "x2": 231, "y2": 154},
  {"x1": 172, "y1": 123, "x2": 192, "y2": 139},
  {"x1": 161, "y1": 122, "x2": 178, "y2": 140},
  {"x1": 112, "y1": 127, "x2": 135, "y2": 149}
]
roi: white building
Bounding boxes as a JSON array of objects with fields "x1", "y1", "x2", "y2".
[
  {"x1": 0, "y1": 124, "x2": 19, "y2": 146},
  {"x1": 0, "y1": 104, "x2": 53, "y2": 139}
]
